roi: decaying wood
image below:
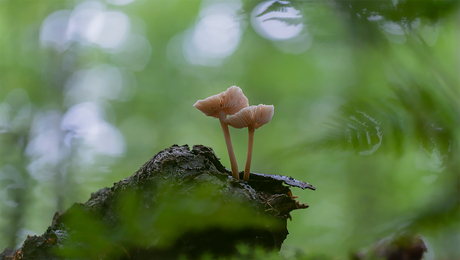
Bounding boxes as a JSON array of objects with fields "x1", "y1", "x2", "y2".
[{"x1": 1, "y1": 145, "x2": 315, "y2": 260}]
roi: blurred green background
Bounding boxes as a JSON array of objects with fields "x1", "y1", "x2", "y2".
[{"x1": 0, "y1": 0, "x2": 459, "y2": 259}]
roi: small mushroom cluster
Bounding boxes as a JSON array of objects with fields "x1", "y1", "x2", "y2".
[{"x1": 194, "y1": 86, "x2": 274, "y2": 181}]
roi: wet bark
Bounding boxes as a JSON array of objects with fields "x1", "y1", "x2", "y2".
[{"x1": 1, "y1": 144, "x2": 315, "y2": 260}]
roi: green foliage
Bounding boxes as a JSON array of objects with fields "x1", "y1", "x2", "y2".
[
  {"x1": 53, "y1": 183, "x2": 280, "y2": 258},
  {"x1": 57, "y1": 207, "x2": 119, "y2": 259},
  {"x1": 115, "y1": 184, "x2": 279, "y2": 248}
]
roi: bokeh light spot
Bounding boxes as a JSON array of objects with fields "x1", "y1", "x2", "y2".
[
  {"x1": 39, "y1": 10, "x2": 72, "y2": 52},
  {"x1": 181, "y1": 0, "x2": 243, "y2": 67},
  {"x1": 87, "y1": 11, "x2": 131, "y2": 49}
]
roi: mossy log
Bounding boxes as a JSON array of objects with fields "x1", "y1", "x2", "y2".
[{"x1": 1, "y1": 145, "x2": 315, "y2": 260}]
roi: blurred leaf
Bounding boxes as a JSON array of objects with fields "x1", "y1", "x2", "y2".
[
  {"x1": 256, "y1": 1, "x2": 292, "y2": 17},
  {"x1": 306, "y1": 82, "x2": 458, "y2": 163},
  {"x1": 56, "y1": 205, "x2": 122, "y2": 259},
  {"x1": 263, "y1": 17, "x2": 304, "y2": 26}
]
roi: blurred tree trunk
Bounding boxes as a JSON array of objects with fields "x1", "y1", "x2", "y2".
[{"x1": 3, "y1": 133, "x2": 30, "y2": 249}]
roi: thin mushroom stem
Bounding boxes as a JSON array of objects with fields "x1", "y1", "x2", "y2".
[
  {"x1": 218, "y1": 110, "x2": 240, "y2": 180},
  {"x1": 244, "y1": 125, "x2": 255, "y2": 181}
]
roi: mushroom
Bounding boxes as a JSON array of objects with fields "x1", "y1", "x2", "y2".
[
  {"x1": 225, "y1": 104, "x2": 274, "y2": 181},
  {"x1": 193, "y1": 86, "x2": 249, "y2": 180}
]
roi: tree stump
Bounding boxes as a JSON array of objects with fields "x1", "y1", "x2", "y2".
[{"x1": 1, "y1": 145, "x2": 315, "y2": 259}]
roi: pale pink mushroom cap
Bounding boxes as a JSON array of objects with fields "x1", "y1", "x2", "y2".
[
  {"x1": 225, "y1": 104, "x2": 274, "y2": 129},
  {"x1": 193, "y1": 86, "x2": 249, "y2": 118}
]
